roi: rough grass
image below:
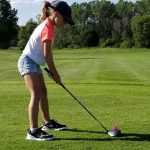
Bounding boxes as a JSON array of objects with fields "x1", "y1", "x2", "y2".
[{"x1": 0, "y1": 48, "x2": 150, "y2": 150}]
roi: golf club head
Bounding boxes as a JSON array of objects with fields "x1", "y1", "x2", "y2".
[{"x1": 108, "y1": 129, "x2": 121, "y2": 137}]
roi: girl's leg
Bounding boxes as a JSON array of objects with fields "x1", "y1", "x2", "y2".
[
  {"x1": 39, "y1": 73, "x2": 67, "y2": 131},
  {"x1": 38, "y1": 73, "x2": 51, "y2": 123},
  {"x1": 24, "y1": 73, "x2": 41, "y2": 129}
]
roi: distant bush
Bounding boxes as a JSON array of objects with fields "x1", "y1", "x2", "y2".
[
  {"x1": 132, "y1": 15, "x2": 150, "y2": 48},
  {"x1": 18, "y1": 19, "x2": 37, "y2": 50},
  {"x1": 80, "y1": 29, "x2": 99, "y2": 48},
  {"x1": 100, "y1": 38, "x2": 114, "y2": 48},
  {"x1": 0, "y1": 0, "x2": 18, "y2": 49},
  {"x1": 120, "y1": 39, "x2": 133, "y2": 48},
  {"x1": 18, "y1": 39, "x2": 26, "y2": 51}
]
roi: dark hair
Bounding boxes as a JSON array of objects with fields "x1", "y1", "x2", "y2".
[{"x1": 40, "y1": 1, "x2": 52, "y2": 20}]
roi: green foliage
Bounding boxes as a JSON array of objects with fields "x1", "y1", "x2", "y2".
[
  {"x1": 132, "y1": 15, "x2": 150, "y2": 48},
  {"x1": 120, "y1": 39, "x2": 133, "y2": 48},
  {"x1": 100, "y1": 38, "x2": 115, "y2": 48},
  {"x1": 12, "y1": 0, "x2": 150, "y2": 49},
  {"x1": 0, "y1": 0, "x2": 18, "y2": 49},
  {"x1": 54, "y1": 0, "x2": 149, "y2": 49},
  {"x1": 114, "y1": 0, "x2": 135, "y2": 47},
  {"x1": 18, "y1": 19, "x2": 37, "y2": 50},
  {"x1": 80, "y1": 28, "x2": 99, "y2": 48},
  {"x1": 135, "y1": 0, "x2": 150, "y2": 16},
  {"x1": 120, "y1": 31, "x2": 133, "y2": 48},
  {"x1": 17, "y1": 39, "x2": 26, "y2": 50},
  {"x1": 91, "y1": 0, "x2": 116, "y2": 38}
]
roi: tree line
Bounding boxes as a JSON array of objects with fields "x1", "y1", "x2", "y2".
[{"x1": 0, "y1": 0, "x2": 150, "y2": 49}]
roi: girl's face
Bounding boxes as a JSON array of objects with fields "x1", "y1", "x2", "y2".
[{"x1": 54, "y1": 12, "x2": 66, "y2": 28}]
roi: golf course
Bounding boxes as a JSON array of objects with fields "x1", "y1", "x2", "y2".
[{"x1": 0, "y1": 48, "x2": 150, "y2": 150}]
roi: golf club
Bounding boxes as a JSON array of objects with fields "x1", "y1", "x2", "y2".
[{"x1": 44, "y1": 67, "x2": 121, "y2": 137}]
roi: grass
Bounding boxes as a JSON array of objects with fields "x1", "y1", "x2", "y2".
[{"x1": 0, "y1": 48, "x2": 150, "y2": 150}]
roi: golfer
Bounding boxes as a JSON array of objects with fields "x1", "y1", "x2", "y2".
[{"x1": 18, "y1": 0, "x2": 75, "y2": 141}]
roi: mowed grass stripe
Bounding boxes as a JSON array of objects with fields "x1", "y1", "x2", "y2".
[{"x1": 56, "y1": 58, "x2": 102, "y2": 82}]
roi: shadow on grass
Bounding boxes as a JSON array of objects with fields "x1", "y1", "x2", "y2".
[
  {"x1": 121, "y1": 133, "x2": 150, "y2": 141},
  {"x1": 62, "y1": 128, "x2": 106, "y2": 134},
  {"x1": 54, "y1": 128, "x2": 150, "y2": 142}
]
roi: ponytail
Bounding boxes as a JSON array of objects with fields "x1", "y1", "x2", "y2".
[{"x1": 40, "y1": 1, "x2": 51, "y2": 20}]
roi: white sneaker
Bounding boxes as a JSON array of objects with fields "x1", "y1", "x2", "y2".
[
  {"x1": 42, "y1": 119, "x2": 67, "y2": 131},
  {"x1": 26, "y1": 128, "x2": 54, "y2": 141}
]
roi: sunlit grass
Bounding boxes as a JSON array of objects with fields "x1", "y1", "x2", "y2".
[{"x1": 0, "y1": 48, "x2": 150, "y2": 150}]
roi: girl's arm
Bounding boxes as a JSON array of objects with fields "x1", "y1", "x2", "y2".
[{"x1": 43, "y1": 40, "x2": 61, "y2": 84}]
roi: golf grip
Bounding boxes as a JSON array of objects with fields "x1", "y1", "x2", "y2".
[
  {"x1": 44, "y1": 67, "x2": 53, "y2": 78},
  {"x1": 44, "y1": 67, "x2": 109, "y2": 132}
]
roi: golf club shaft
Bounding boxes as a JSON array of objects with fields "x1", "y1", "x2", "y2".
[
  {"x1": 44, "y1": 67, "x2": 109, "y2": 132},
  {"x1": 60, "y1": 83, "x2": 109, "y2": 132}
]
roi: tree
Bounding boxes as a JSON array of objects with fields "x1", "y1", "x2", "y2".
[
  {"x1": 114, "y1": 0, "x2": 135, "y2": 47},
  {"x1": 18, "y1": 19, "x2": 37, "y2": 50},
  {"x1": 135, "y1": 0, "x2": 150, "y2": 16},
  {"x1": 71, "y1": 2, "x2": 92, "y2": 26},
  {"x1": 91, "y1": 1, "x2": 116, "y2": 38},
  {"x1": 132, "y1": 15, "x2": 150, "y2": 48},
  {"x1": 81, "y1": 28, "x2": 99, "y2": 48},
  {"x1": 0, "y1": 0, "x2": 18, "y2": 49},
  {"x1": 35, "y1": 0, "x2": 149, "y2": 49}
]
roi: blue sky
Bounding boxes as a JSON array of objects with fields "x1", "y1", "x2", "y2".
[{"x1": 10, "y1": 0, "x2": 137, "y2": 26}]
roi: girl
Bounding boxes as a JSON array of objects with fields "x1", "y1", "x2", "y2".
[{"x1": 18, "y1": 0, "x2": 74, "y2": 141}]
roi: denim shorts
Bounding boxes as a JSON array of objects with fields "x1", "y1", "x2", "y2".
[{"x1": 18, "y1": 53, "x2": 42, "y2": 76}]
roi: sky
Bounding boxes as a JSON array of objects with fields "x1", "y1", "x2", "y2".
[{"x1": 10, "y1": 0, "x2": 137, "y2": 26}]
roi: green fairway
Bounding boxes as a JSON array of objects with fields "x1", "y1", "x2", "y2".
[{"x1": 0, "y1": 48, "x2": 150, "y2": 150}]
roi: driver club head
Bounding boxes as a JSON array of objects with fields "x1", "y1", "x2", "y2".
[{"x1": 108, "y1": 127, "x2": 121, "y2": 137}]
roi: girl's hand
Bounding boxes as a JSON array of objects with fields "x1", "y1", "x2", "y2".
[{"x1": 52, "y1": 71, "x2": 61, "y2": 84}]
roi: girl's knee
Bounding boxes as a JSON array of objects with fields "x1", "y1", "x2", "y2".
[{"x1": 31, "y1": 91, "x2": 41, "y2": 100}]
